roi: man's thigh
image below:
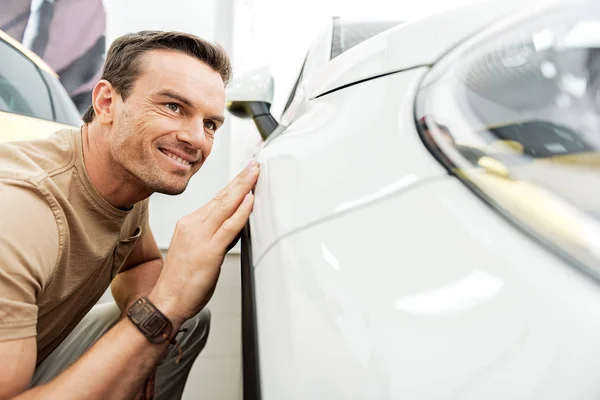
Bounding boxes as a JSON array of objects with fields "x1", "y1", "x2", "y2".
[
  {"x1": 31, "y1": 301, "x2": 211, "y2": 400},
  {"x1": 31, "y1": 302, "x2": 121, "y2": 386}
]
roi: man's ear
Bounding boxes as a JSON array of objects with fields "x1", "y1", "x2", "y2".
[{"x1": 91, "y1": 80, "x2": 118, "y2": 125}]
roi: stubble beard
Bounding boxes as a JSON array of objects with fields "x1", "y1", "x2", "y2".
[
  {"x1": 114, "y1": 148, "x2": 191, "y2": 196},
  {"x1": 110, "y1": 136, "x2": 191, "y2": 197},
  {"x1": 110, "y1": 113, "x2": 194, "y2": 196}
]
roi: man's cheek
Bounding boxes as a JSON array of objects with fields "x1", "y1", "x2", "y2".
[{"x1": 193, "y1": 162, "x2": 204, "y2": 174}]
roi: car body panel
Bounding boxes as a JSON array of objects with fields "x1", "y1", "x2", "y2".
[
  {"x1": 0, "y1": 111, "x2": 74, "y2": 143},
  {"x1": 239, "y1": 1, "x2": 600, "y2": 398},
  {"x1": 276, "y1": 24, "x2": 333, "y2": 126},
  {"x1": 305, "y1": 0, "x2": 535, "y2": 100},
  {"x1": 278, "y1": 19, "x2": 401, "y2": 127},
  {"x1": 254, "y1": 176, "x2": 600, "y2": 399},
  {"x1": 302, "y1": 23, "x2": 334, "y2": 84},
  {"x1": 250, "y1": 67, "x2": 447, "y2": 264}
]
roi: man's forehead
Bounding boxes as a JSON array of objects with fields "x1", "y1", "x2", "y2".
[
  {"x1": 137, "y1": 50, "x2": 223, "y2": 88},
  {"x1": 135, "y1": 50, "x2": 226, "y2": 108}
]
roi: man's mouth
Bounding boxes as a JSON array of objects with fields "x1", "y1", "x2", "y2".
[{"x1": 158, "y1": 148, "x2": 197, "y2": 167}]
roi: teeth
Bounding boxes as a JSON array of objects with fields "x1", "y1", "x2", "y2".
[{"x1": 165, "y1": 151, "x2": 191, "y2": 166}]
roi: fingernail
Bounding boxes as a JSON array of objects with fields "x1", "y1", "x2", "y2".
[
  {"x1": 246, "y1": 160, "x2": 257, "y2": 170},
  {"x1": 244, "y1": 193, "x2": 253, "y2": 203}
]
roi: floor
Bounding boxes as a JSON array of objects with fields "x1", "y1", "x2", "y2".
[{"x1": 98, "y1": 253, "x2": 243, "y2": 399}]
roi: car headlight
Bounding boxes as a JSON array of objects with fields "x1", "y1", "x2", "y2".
[{"x1": 416, "y1": 0, "x2": 600, "y2": 277}]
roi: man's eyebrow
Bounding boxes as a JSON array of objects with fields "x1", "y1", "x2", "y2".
[
  {"x1": 157, "y1": 90, "x2": 225, "y2": 124},
  {"x1": 208, "y1": 114, "x2": 226, "y2": 124},
  {"x1": 156, "y1": 90, "x2": 194, "y2": 108}
]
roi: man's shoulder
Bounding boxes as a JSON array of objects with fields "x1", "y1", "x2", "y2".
[
  {"x1": 0, "y1": 179, "x2": 58, "y2": 223},
  {"x1": 0, "y1": 128, "x2": 77, "y2": 183},
  {"x1": 0, "y1": 178, "x2": 60, "y2": 272}
]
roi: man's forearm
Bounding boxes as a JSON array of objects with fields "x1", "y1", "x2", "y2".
[
  {"x1": 111, "y1": 258, "x2": 163, "y2": 312},
  {"x1": 14, "y1": 314, "x2": 177, "y2": 400}
]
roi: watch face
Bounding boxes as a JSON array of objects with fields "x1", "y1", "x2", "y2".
[
  {"x1": 128, "y1": 297, "x2": 171, "y2": 343},
  {"x1": 138, "y1": 307, "x2": 168, "y2": 336}
]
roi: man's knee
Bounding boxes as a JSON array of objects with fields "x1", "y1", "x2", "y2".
[
  {"x1": 84, "y1": 301, "x2": 122, "y2": 329},
  {"x1": 156, "y1": 307, "x2": 211, "y2": 372},
  {"x1": 31, "y1": 301, "x2": 122, "y2": 386},
  {"x1": 153, "y1": 309, "x2": 212, "y2": 398},
  {"x1": 179, "y1": 308, "x2": 211, "y2": 351}
]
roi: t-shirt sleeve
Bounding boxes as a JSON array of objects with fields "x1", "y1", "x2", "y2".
[{"x1": 0, "y1": 181, "x2": 59, "y2": 341}]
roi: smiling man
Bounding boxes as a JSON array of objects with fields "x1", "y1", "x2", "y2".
[{"x1": 0, "y1": 31, "x2": 258, "y2": 400}]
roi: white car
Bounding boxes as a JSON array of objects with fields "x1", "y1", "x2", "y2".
[{"x1": 227, "y1": 0, "x2": 600, "y2": 398}]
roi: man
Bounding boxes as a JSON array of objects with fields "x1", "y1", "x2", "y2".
[{"x1": 0, "y1": 30, "x2": 258, "y2": 399}]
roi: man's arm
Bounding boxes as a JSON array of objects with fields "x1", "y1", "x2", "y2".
[
  {"x1": 0, "y1": 338, "x2": 36, "y2": 399},
  {"x1": 110, "y1": 224, "x2": 163, "y2": 398},
  {"x1": 14, "y1": 315, "x2": 174, "y2": 400},
  {"x1": 111, "y1": 224, "x2": 163, "y2": 314},
  {"x1": 5, "y1": 161, "x2": 259, "y2": 400},
  {"x1": 0, "y1": 181, "x2": 58, "y2": 399}
]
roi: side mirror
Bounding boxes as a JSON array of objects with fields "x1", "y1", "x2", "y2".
[{"x1": 226, "y1": 68, "x2": 278, "y2": 140}]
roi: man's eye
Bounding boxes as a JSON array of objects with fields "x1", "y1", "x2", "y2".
[
  {"x1": 166, "y1": 103, "x2": 181, "y2": 113},
  {"x1": 204, "y1": 120, "x2": 216, "y2": 130}
]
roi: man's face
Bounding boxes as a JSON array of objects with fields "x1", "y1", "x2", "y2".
[{"x1": 109, "y1": 49, "x2": 226, "y2": 195}]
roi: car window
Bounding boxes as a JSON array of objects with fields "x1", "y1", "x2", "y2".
[
  {"x1": 0, "y1": 39, "x2": 53, "y2": 121},
  {"x1": 416, "y1": 1, "x2": 600, "y2": 276},
  {"x1": 40, "y1": 69, "x2": 82, "y2": 126},
  {"x1": 331, "y1": 20, "x2": 402, "y2": 59}
]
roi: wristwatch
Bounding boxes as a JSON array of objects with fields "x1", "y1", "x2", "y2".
[{"x1": 127, "y1": 297, "x2": 173, "y2": 344}]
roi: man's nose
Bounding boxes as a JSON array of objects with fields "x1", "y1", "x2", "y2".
[{"x1": 176, "y1": 119, "x2": 206, "y2": 151}]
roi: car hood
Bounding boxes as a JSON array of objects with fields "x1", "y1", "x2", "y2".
[
  {"x1": 0, "y1": 111, "x2": 76, "y2": 143},
  {"x1": 305, "y1": 0, "x2": 547, "y2": 99}
]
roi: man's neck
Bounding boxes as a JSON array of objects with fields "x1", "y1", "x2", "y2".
[{"x1": 81, "y1": 123, "x2": 151, "y2": 209}]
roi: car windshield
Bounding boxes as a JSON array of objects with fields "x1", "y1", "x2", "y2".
[{"x1": 331, "y1": 20, "x2": 402, "y2": 59}]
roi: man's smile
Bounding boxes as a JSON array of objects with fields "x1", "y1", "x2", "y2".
[{"x1": 158, "y1": 148, "x2": 197, "y2": 170}]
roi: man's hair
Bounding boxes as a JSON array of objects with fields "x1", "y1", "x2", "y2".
[{"x1": 82, "y1": 30, "x2": 232, "y2": 123}]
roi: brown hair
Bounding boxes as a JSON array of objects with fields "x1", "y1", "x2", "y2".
[{"x1": 82, "y1": 30, "x2": 232, "y2": 123}]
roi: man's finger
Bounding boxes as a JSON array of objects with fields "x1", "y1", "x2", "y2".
[
  {"x1": 201, "y1": 162, "x2": 258, "y2": 229},
  {"x1": 145, "y1": 368, "x2": 156, "y2": 399},
  {"x1": 211, "y1": 192, "x2": 254, "y2": 247}
]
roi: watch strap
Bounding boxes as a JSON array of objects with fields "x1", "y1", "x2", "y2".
[{"x1": 127, "y1": 296, "x2": 173, "y2": 344}]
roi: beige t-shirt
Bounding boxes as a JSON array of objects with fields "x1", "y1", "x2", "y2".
[{"x1": 0, "y1": 128, "x2": 148, "y2": 364}]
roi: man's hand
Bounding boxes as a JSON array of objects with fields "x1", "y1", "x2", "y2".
[{"x1": 148, "y1": 160, "x2": 259, "y2": 326}]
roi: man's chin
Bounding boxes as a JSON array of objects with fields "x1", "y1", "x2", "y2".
[
  {"x1": 146, "y1": 177, "x2": 189, "y2": 196},
  {"x1": 154, "y1": 183, "x2": 188, "y2": 196}
]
